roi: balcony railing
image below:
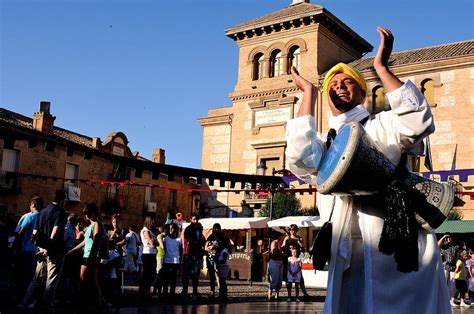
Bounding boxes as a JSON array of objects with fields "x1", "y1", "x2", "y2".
[{"x1": 244, "y1": 190, "x2": 270, "y2": 204}]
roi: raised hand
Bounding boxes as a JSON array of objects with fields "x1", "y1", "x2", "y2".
[
  {"x1": 373, "y1": 26, "x2": 402, "y2": 91},
  {"x1": 291, "y1": 66, "x2": 315, "y2": 93},
  {"x1": 291, "y1": 66, "x2": 316, "y2": 117},
  {"x1": 374, "y1": 26, "x2": 394, "y2": 70}
]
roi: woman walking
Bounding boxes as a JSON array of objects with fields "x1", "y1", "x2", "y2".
[{"x1": 68, "y1": 203, "x2": 108, "y2": 311}]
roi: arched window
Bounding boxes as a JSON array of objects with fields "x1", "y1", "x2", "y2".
[
  {"x1": 270, "y1": 49, "x2": 284, "y2": 78},
  {"x1": 372, "y1": 86, "x2": 388, "y2": 113},
  {"x1": 421, "y1": 79, "x2": 434, "y2": 105},
  {"x1": 252, "y1": 53, "x2": 264, "y2": 80},
  {"x1": 288, "y1": 46, "x2": 300, "y2": 73}
]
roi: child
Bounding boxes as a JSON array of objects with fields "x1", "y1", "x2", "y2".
[
  {"x1": 286, "y1": 247, "x2": 302, "y2": 302},
  {"x1": 452, "y1": 250, "x2": 470, "y2": 308},
  {"x1": 216, "y1": 245, "x2": 230, "y2": 302}
]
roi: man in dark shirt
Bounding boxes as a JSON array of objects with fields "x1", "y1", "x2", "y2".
[
  {"x1": 20, "y1": 190, "x2": 67, "y2": 311},
  {"x1": 182, "y1": 212, "x2": 205, "y2": 301},
  {"x1": 439, "y1": 233, "x2": 459, "y2": 296}
]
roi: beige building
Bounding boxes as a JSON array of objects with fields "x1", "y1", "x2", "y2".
[{"x1": 199, "y1": 0, "x2": 474, "y2": 217}]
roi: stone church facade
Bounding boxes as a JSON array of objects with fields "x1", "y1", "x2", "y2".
[{"x1": 199, "y1": 0, "x2": 474, "y2": 217}]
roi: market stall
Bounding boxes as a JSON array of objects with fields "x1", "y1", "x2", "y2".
[
  {"x1": 191, "y1": 217, "x2": 269, "y2": 284},
  {"x1": 267, "y1": 216, "x2": 327, "y2": 288}
]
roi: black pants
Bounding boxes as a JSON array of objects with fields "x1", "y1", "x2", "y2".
[
  {"x1": 162, "y1": 263, "x2": 179, "y2": 295},
  {"x1": 139, "y1": 254, "x2": 156, "y2": 298},
  {"x1": 454, "y1": 279, "x2": 468, "y2": 298}
]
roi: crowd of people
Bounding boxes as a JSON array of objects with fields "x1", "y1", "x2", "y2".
[
  {"x1": 438, "y1": 233, "x2": 474, "y2": 308},
  {"x1": 8, "y1": 191, "x2": 246, "y2": 312},
  {"x1": 7, "y1": 189, "x2": 472, "y2": 312}
]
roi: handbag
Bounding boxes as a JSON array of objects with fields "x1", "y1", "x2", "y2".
[{"x1": 311, "y1": 197, "x2": 335, "y2": 270}]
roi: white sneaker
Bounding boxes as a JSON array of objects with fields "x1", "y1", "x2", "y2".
[
  {"x1": 451, "y1": 299, "x2": 460, "y2": 308},
  {"x1": 287, "y1": 298, "x2": 291, "y2": 302},
  {"x1": 461, "y1": 300, "x2": 470, "y2": 308},
  {"x1": 295, "y1": 298, "x2": 300, "y2": 302}
]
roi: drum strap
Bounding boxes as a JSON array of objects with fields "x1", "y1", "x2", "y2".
[
  {"x1": 326, "y1": 118, "x2": 369, "y2": 150},
  {"x1": 359, "y1": 116, "x2": 370, "y2": 126},
  {"x1": 326, "y1": 129, "x2": 337, "y2": 150}
]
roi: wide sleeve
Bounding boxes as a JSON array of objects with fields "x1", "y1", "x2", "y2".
[
  {"x1": 285, "y1": 115, "x2": 326, "y2": 185},
  {"x1": 385, "y1": 80, "x2": 435, "y2": 154}
]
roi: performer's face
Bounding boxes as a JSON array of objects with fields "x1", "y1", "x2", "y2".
[{"x1": 328, "y1": 73, "x2": 365, "y2": 115}]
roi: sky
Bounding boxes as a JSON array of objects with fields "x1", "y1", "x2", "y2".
[{"x1": 1, "y1": 0, "x2": 473, "y2": 169}]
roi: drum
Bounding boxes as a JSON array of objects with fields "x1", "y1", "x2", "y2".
[{"x1": 316, "y1": 122, "x2": 454, "y2": 230}]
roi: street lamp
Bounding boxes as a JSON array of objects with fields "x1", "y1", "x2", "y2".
[
  {"x1": 256, "y1": 160, "x2": 266, "y2": 176},
  {"x1": 256, "y1": 160, "x2": 271, "y2": 218}
]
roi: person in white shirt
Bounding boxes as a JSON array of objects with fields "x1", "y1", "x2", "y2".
[
  {"x1": 286, "y1": 27, "x2": 449, "y2": 313},
  {"x1": 139, "y1": 216, "x2": 158, "y2": 300}
]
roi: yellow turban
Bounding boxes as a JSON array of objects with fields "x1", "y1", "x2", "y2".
[{"x1": 322, "y1": 63, "x2": 367, "y2": 102}]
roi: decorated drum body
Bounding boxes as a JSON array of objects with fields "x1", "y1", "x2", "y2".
[{"x1": 315, "y1": 122, "x2": 454, "y2": 230}]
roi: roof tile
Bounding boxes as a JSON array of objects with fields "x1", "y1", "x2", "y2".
[
  {"x1": 349, "y1": 40, "x2": 474, "y2": 72},
  {"x1": 0, "y1": 108, "x2": 93, "y2": 147}
]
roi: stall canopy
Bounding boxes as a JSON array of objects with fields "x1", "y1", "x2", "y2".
[
  {"x1": 198, "y1": 217, "x2": 270, "y2": 230},
  {"x1": 435, "y1": 220, "x2": 474, "y2": 234},
  {"x1": 267, "y1": 216, "x2": 323, "y2": 228}
]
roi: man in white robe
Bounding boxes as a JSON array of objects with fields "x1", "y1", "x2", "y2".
[{"x1": 285, "y1": 27, "x2": 450, "y2": 314}]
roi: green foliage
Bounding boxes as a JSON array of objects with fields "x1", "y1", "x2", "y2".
[
  {"x1": 447, "y1": 207, "x2": 463, "y2": 220},
  {"x1": 260, "y1": 192, "x2": 302, "y2": 219},
  {"x1": 300, "y1": 206, "x2": 320, "y2": 216}
]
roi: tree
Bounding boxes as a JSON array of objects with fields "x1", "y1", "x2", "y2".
[
  {"x1": 300, "y1": 206, "x2": 320, "y2": 216},
  {"x1": 446, "y1": 207, "x2": 463, "y2": 220},
  {"x1": 259, "y1": 192, "x2": 301, "y2": 219}
]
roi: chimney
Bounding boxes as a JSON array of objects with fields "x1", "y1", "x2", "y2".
[
  {"x1": 290, "y1": 0, "x2": 309, "y2": 5},
  {"x1": 92, "y1": 137, "x2": 102, "y2": 148},
  {"x1": 32, "y1": 101, "x2": 56, "y2": 133},
  {"x1": 152, "y1": 148, "x2": 166, "y2": 164}
]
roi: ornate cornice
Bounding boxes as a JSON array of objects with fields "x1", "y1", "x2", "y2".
[
  {"x1": 230, "y1": 86, "x2": 301, "y2": 102},
  {"x1": 197, "y1": 114, "x2": 233, "y2": 127},
  {"x1": 225, "y1": 6, "x2": 372, "y2": 54},
  {"x1": 251, "y1": 141, "x2": 287, "y2": 150}
]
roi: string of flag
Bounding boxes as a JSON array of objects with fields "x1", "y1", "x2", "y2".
[
  {"x1": 3, "y1": 171, "x2": 312, "y2": 194},
  {"x1": 3, "y1": 169, "x2": 473, "y2": 196}
]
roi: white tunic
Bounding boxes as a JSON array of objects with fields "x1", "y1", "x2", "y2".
[{"x1": 286, "y1": 81, "x2": 450, "y2": 314}]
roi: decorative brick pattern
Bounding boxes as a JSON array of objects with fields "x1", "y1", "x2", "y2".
[
  {"x1": 439, "y1": 95, "x2": 456, "y2": 107},
  {"x1": 440, "y1": 70, "x2": 455, "y2": 83},
  {"x1": 435, "y1": 120, "x2": 451, "y2": 132},
  {"x1": 430, "y1": 133, "x2": 457, "y2": 145},
  {"x1": 438, "y1": 151, "x2": 453, "y2": 163}
]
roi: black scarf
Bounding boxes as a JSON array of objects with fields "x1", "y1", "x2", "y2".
[{"x1": 378, "y1": 154, "x2": 419, "y2": 272}]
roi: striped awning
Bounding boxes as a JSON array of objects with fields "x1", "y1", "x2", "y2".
[{"x1": 435, "y1": 220, "x2": 474, "y2": 234}]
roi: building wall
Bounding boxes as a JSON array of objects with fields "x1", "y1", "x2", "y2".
[
  {"x1": 201, "y1": 10, "x2": 474, "y2": 218},
  {"x1": 0, "y1": 136, "x2": 198, "y2": 229}
]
